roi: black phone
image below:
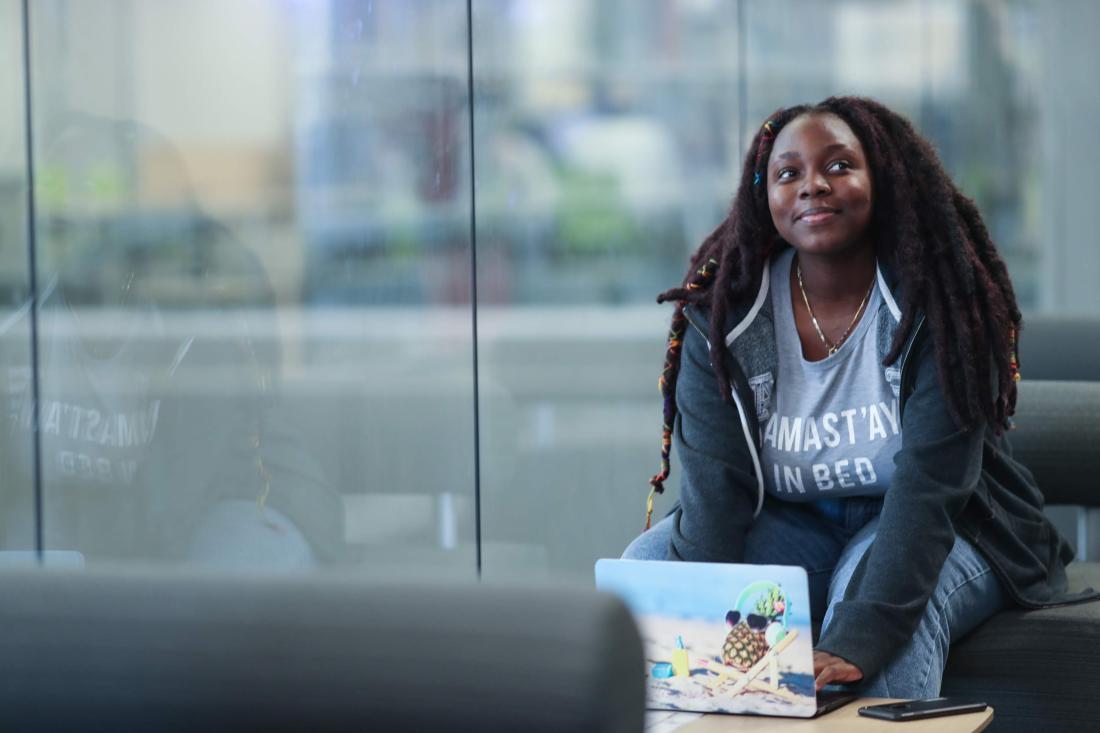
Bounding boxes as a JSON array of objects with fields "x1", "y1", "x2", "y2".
[{"x1": 858, "y1": 697, "x2": 987, "y2": 721}]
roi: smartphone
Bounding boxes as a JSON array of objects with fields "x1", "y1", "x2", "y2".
[{"x1": 858, "y1": 697, "x2": 987, "y2": 721}]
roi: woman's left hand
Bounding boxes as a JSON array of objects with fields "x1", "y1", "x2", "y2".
[{"x1": 813, "y1": 650, "x2": 863, "y2": 690}]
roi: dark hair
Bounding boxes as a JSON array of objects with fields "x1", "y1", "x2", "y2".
[{"x1": 646, "y1": 96, "x2": 1022, "y2": 522}]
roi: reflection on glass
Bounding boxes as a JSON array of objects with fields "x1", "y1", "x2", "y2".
[
  {"x1": 2, "y1": 0, "x2": 477, "y2": 571},
  {"x1": 5, "y1": 114, "x2": 335, "y2": 566}
]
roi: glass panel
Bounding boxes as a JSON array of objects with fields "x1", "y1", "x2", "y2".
[
  {"x1": 1033, "y1": 0, "x2": 1099, "y2": 316},
  {"x1": 0, "y1": 0, "x2": 38, "y2": 562},
  {"x1": 475, "y1": 0, "x2": 1089, "y2": 578},
  {"x1": 473, "y1": 0, "x2": 743, "y2": 579},
  {"x1": 915, "y1": 0, "x2": 1042, "y2": 310},
  {"x1": 23, "y1": 0, "x2": 476, "y2": 571},
  {"x1": 13, "y1": 0, "x2": 1093, "y2": 575},
  {"x1": 744, "y1": 0, "x2": 1045, "y2": 310}
]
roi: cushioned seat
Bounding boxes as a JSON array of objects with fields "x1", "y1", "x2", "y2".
[
  {"x1": 940, "y1": 378, "x2": 1100, "y2": 732},
  {"x1": 943, "y1": 564, "x2": 1100, "y2": 732}
]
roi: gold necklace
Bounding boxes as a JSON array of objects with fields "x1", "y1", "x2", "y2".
[{"x1": 796, "y1": 262, "x2": 875, "y2": 356}]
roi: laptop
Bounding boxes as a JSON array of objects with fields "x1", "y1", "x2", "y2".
[{"x1": 595, "y1": 558, "x2": 857, "y2": 719}]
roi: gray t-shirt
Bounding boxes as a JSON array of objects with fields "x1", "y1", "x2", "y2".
[{"x1": 761, "y1": 248, "x2": 902, "y2": 501}]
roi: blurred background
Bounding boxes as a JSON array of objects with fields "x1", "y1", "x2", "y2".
[{"x1": 0, "y1": 0, "x2": 1096, "y2": 579}]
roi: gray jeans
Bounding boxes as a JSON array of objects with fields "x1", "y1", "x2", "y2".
[{"x1": 622, "y1": 496, "x2": 1006, "y2": 698}]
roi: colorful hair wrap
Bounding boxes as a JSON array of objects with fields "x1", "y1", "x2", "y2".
[
  {"x1": 1009, "y1": 327, "x2": 1020, "y2": 383},
  {"x1": 646, "y1": 257, "x2": 719, "y2": 530},
  {"x1": 1006, "y1": 326, "x2": 1021, "y2": 430},
  {"x1": 753, "y1": 120, "x2": 778, "y2": 185}
]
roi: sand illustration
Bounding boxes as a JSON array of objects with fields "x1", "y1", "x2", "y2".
[{"x1": 638, "y1": 614, "x2": 817, "y2": 717}]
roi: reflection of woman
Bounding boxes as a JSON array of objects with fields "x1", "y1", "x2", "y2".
[
  {"x1": 0, "y1": 114, "x2": 343, "y2": 566},
  {"x1": 624, "y1": 97, "x2": 1095, "y2": 697}
]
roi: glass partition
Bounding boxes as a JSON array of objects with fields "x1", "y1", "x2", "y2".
[
  {"x1": 473, "y1": 0, "x2": 1091, "y2": 580},
  {"x1": 5, "y1": 0, "x2": 1097, "y2": 575},
  {"x1": 16, "y1": 0, "x2": 477, "y2": 571},
  {"x1": 0, "y1": 0, "x2": 37, "y2": 561},
  {"x1": 744, "y1": 0, "x2": 1044, "y2": 307},
  {"x1": 472, "y1": 0, "x2": 744, "y2": 578}
]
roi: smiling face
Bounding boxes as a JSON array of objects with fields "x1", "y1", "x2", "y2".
[{"x1": 766, "y1": 112, "x2": 874, "y2": 258}]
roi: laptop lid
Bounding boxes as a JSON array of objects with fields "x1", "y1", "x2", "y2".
[{"x1": 595, "y1": 558, "x2": 818, "y2": 718}]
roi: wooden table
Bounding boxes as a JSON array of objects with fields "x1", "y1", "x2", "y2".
[{"x1": 671, "y1": 698, "x2": 993, "y2": 732}]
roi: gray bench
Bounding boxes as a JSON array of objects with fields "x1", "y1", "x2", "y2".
[{"x1": 942, "y1": 380, "x2": 1100, "y2": 732}]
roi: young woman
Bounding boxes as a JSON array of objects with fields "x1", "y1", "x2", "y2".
[{"x1": 623, "y1": 96, "x2": 1094, "y2": 698}]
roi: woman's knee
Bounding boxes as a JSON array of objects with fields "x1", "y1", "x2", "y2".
[
  {"x1": 856, "y1": 546, "x2": 1007, "y2": 699},
  {"x1": 860, "y1": 603, "x2": 951, "y2": 699}
]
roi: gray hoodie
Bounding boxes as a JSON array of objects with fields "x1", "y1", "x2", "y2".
[{"x1": 666, "y1": 249, "x2": 1095, "y2": 679}]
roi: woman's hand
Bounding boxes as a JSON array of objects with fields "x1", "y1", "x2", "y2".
[{"x1": 813, "y1": 650, "x2": 863, "y2": 690}]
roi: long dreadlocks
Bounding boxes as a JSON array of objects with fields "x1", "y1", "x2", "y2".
[{"x1": 645, "y1": 96, "x2": 1022, "y2": 529}]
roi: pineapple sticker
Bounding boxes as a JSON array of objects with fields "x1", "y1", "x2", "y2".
[{"x1": 721, "y1": 582, "x2": 789, "y2": 671}]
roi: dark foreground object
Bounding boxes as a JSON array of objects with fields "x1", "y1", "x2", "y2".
[{"x1": 0, "y1": 568, "x2": 645, "y2": 733}]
